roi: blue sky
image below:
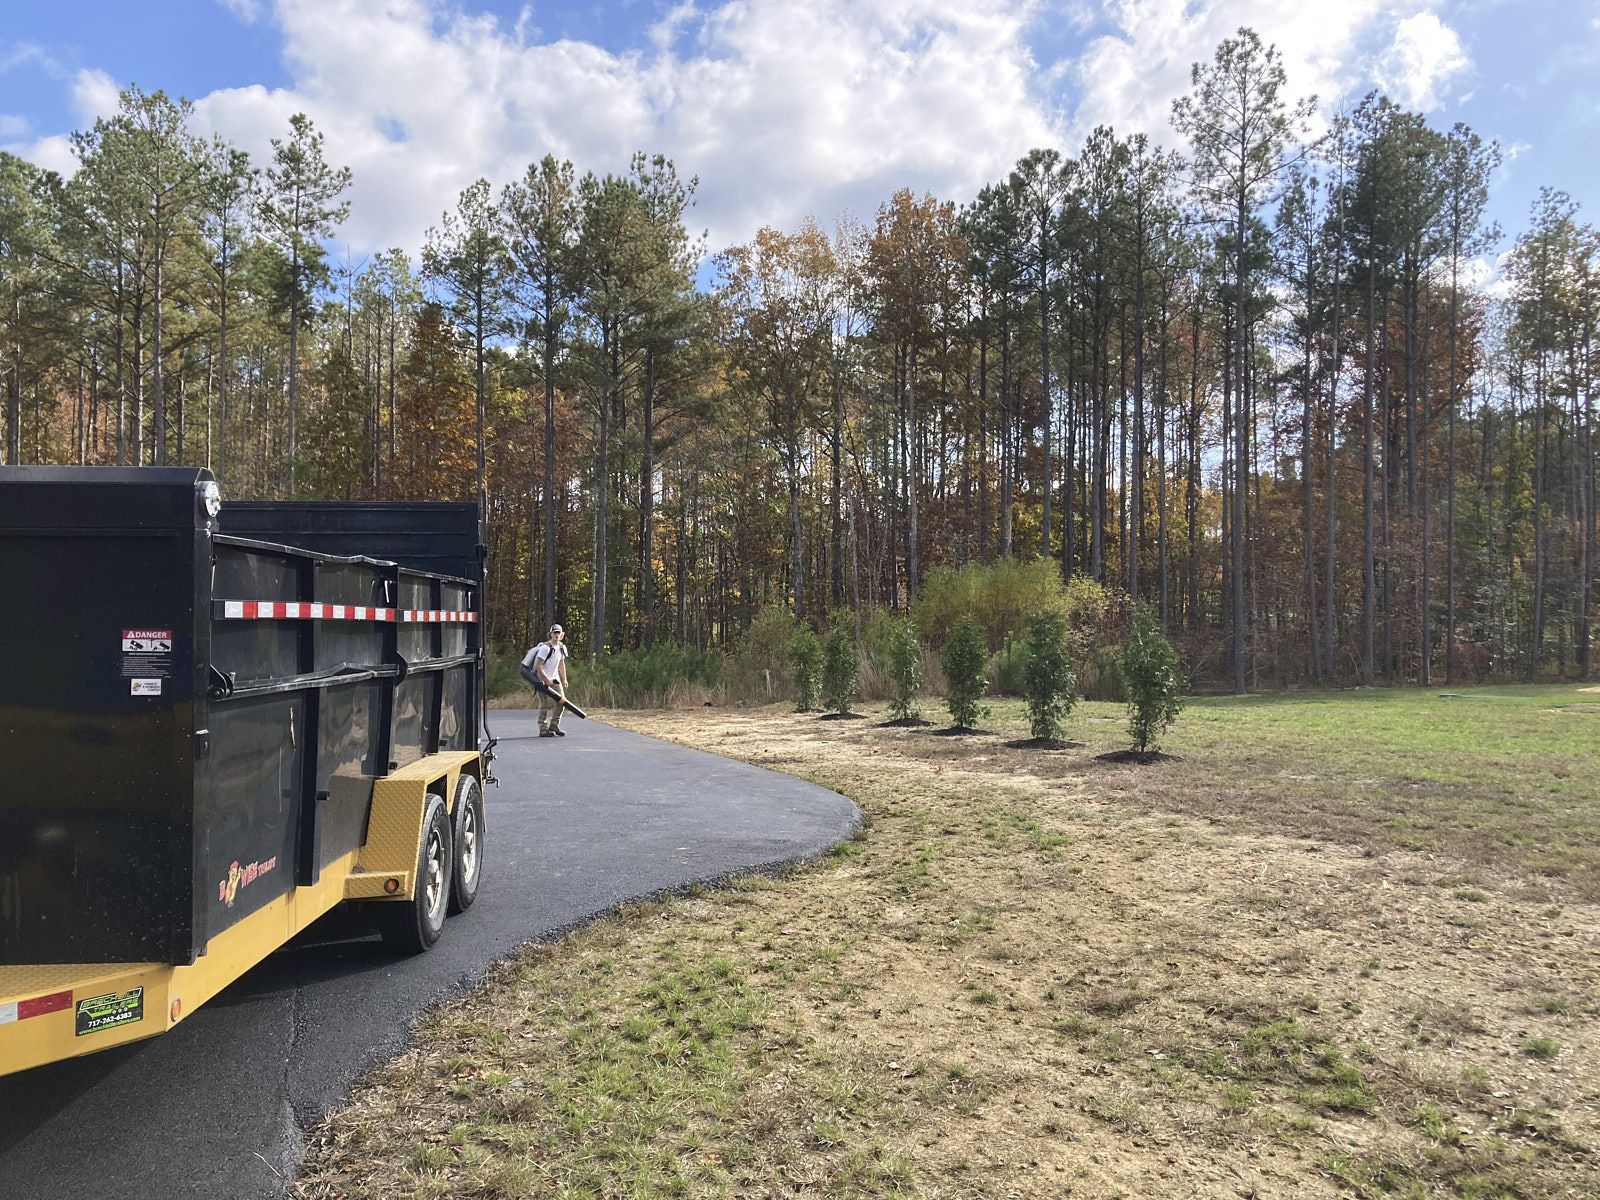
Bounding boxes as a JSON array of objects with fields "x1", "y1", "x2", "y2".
[{"x1": 3, "y1": 0, "x2": 1598, "y2": 267}]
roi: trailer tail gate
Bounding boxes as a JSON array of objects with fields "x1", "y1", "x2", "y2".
[{"x1": 0, "y1": 468, "x2": 489, "y2": 1076}]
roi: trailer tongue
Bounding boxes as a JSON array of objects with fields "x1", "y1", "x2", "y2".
[{"x1": 0, "y1": 468, "x2": 495, "y2": 1077}]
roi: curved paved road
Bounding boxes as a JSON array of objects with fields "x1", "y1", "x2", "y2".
[{"x1": 0, "y1": 713, "x2": 859, "y2": 1200}]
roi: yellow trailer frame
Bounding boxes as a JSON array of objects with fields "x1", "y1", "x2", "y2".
[{"x1": 0, "y1": 750, "x2": 479, "y2": 1078}]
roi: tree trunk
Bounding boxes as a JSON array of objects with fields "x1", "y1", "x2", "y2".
[
  {"x1": 978, "y1": 319, "x2": 991, "y2": 561},
  {"x1": 907, "y1": 343, "x2": 920, "y2": 600},
  {"x1": 641, "y1": 347, "x2": 656, "y2": 647},
  {"x1": 133, "y1": 288, "x2": 145, "y2": 467},
  {"x1": 474, "y1": 283, "x2": 486, "y2": 510},
  {"x1": 999, "y1": 314, "x2": 1013, "y2": 557},
  {"x1": 1157, "y1": 306, "x2": 1169, "y2": 629},
  {"x1": 1039, "y1": 225, "x2": 1052, "y2": 558},
  {"x1": 1302, "y1": 244, "x2": 1321, "y2": 680},
  {"x1": 288, "y1": 243, "x2": 300, "y2": 495},
  {"x1": 789, "y1": 396, "x2": 805, "y2": 617},
  {"x1": 1362, "y1": 251, "x2": 1377, "y2": 685},
  {"x1": 543, "y1": 312, "x2": 558, "y2": 632},
  {"x1": 1582, "y1": 355, "x2": 1595, "y2": 679},
  {"x1": 1133, "y1": 245, "x2": 1146, "y2": 608},
  {"x1": 152, "y1": 222, "x2": 168, "y2": 466},
  {"x1": 831, "y1": 352, "x2": 844, "y2": 605},
  {"x1": 4, "y1": 341, "x2": 18, "y2": 465},
  {"x1": 1233, "y1": 190, "x2": 1248, "y2": 695},
  {"x1": 1325, "y1": 187, "x2": 1344, "y2": 681},
  {"x1": 218, "y1": 252, "x2": 229, "y2": 486}
]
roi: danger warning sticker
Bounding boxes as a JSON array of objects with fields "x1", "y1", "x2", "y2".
[
  {"x1": 121, "y1": 626, "x2": 175, "y2": 682},
  {"x1": 122, "y1": 629, "x2": 173, "y2": 653}
]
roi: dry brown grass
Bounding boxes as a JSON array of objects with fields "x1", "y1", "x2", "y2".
[{"x1": 296, "y1": 696, "x2": 1599, "y2": 1200}]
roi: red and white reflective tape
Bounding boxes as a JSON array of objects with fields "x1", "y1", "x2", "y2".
[
  {"x1": 216, "y1": 601, "x2": 477, "y2": 624},
  {"x1": 0, "y1": 989, "x2": 72, "y2": 1026},
  {"x1": 400, "y1": 610, "x2": 478, "y2": 624},
  {"x1": 219, "y1": 601, "x2": 398, "y2": 622}
]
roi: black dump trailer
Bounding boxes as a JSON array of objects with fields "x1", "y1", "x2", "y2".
[{"x1": 0, "y1": 467, "x2": 493, "y2": 1075}]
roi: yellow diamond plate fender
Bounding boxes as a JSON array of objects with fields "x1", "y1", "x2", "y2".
[{"x1": 350, "y1": 750, "x2": 480, "y2": 900}]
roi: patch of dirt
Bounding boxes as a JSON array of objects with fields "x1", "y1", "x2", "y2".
[
  {"x1": 1095, "y1": 748, "x2": 1182, "y2": 764},
  {"x1": 877, "y1": 716, "x2": 933, "y2": 728},
  {"x1": 929, "y1": 725, "x2": 995, "y2": 737},
  {"x1": 1003, "y1": 736, "x2": 1082, "y2": 750},
  {"x1": 817, "y1": 712, "x2": 867, "y2": 721}
]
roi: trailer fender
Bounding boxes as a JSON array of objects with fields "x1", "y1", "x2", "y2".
[{"x1": 345, "y1": 750, "x2": 480, "y2": 901}]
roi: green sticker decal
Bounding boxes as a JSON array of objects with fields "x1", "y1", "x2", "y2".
[{"x1": 75, "y1": 987, "x2": 144, "y2": 1036}]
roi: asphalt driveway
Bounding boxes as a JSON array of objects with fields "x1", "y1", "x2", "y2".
[{"x1": 0, "y1": 712, "x2": 860, "y2": 1199}]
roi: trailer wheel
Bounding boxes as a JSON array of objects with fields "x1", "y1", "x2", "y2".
[
  {"x1": 448, "y1": 773, "x2": 484, "y2": 915},
  {"x1": 379, "y1": 792, "x2": 452, "y2": 953}
]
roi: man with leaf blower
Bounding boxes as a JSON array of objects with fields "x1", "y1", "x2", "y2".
[{"x1": 520, "y1": 623, "x2": 582, "y2": 736}]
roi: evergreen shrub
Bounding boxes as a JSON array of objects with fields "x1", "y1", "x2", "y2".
[
  {"x1": 789, "y1": 627, "x2": 824, "y2": 712},
  {"x1": 1119, "y1": 605, "x2": 1183, "y2": 752},
  {"x1": 1023, "y1": 611, "x2": 1078, "y2": 742},
  {"x1": 941, "y1": 615, "x2": 989, "y2": 730},
  {"x1": 885, "y1": 617, "x2": 925, "y2": 721},
  {"x1": 822, "y1": 627, "x2": 860, "y2": 714}
]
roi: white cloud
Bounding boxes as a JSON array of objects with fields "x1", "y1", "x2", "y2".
[
  {"x1": 1374, "y1": 11, "x2": 1470, "y2": 110},
  {"x1": 84, "y1": 0, "x2": 1059, "y2": 256},
  {"x1": 70, "y1": 68, "x2": 121, "y2": 124},
  {"x1": 1061, "y1": 1, "x2": 1476, "y2": 149},
  {"x1": 1480, "y1": 248, "x2": 1516, "y2": 301},
  {"x1": 10, "y1": 0, "x2": 1484, "y2": 258},
  {"x1": 0, "y1": 42, "x2": 51, "y2": 75},
  {"x1": 5, "y1": 134, "x2": 75, "y2": 176},
  {"x1": 0, "y1": 113, "x2": 29, "y2": 139}
]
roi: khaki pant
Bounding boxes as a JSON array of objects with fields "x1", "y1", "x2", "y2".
[{"x1": 538, "y1": 686, "x2": 564, "y2": 731}]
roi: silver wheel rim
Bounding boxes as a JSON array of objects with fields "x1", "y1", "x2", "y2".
[
  {"x1": 459, "y1": 790, "x2": 479, "y2": 890},
  {"x1": 424, "y1": 824, "x2": 446, "y2": 923}
]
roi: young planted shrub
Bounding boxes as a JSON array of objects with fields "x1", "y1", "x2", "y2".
[
  {"x1": 822, "y1": 627, "x2": 860, "y2": 714},
  {"x1": 941, "y1": 615, "x2": 989, "y2": 730},
  {"x1": 1023, "y1": 611, "x2": 1078, "y2": 742},
  {"x1": 1119, "y1": 605, "x2": 1183, "y2": 753},
  {"x1": 788, "y1": 626, "x2": 823, "y2": 712},
  {"x1": 885, "y1": 617, "x2": 925, "y2": 721}
]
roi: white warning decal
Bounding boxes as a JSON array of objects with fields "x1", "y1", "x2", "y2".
[{"x1": 122, "y1": 627, "x2": 175, "y2": 682}]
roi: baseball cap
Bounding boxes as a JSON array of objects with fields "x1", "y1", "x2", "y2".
[{"x1": 550, "y1": 624, "x2": 564, "y2": 633}]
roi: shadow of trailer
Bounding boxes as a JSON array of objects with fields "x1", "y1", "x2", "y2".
[{"x1": 0, "y1": 468, "x2": 495, "y2": 1076}]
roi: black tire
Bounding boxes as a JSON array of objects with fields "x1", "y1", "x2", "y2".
[
  {"x1": 447, "y1": 773, "x2": 484, "y2": 915},
  {"x1": 379, "y1": 792, "x2": 451, "y2": 953}
]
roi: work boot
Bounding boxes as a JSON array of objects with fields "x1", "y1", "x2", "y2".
[
  {"x1": 552, "y1": 727, "x2": 566, "y2": 737},
  {"x1": 539, "y1": 728, "x2": 555, "y2": 738}
]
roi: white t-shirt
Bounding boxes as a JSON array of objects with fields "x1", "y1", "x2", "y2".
[{"x1": 522, "y1": 640, "x2": 569, "y2": 681}]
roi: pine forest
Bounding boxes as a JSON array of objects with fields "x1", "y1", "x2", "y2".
[{"x1": 2, "y1": 28, "x2": 1595, "y2": 692}]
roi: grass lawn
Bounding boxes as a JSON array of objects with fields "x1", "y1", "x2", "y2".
[{"x1": 295, "y1": 684, "x2": 1600, "y2": 1200}]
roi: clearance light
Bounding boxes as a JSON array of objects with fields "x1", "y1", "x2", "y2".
[
  {"x1": 384, "y1": 877, "x2": 401, "y2": 894},
  {"x1": 171, "y1": 999, "x2": 183, "y2": 1022}
]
